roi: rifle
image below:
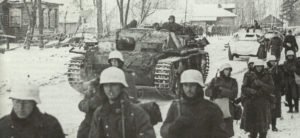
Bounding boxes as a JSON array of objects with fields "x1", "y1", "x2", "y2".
[
  {"x1": 121, "y1": 100, "x2": 126, "y2": 138},
  {"x1": 176, "y1": 74, "x2": 182, "y2": 117},
  {"x1": 211, "y1": 69, "x2": 220, "y2": 100}
]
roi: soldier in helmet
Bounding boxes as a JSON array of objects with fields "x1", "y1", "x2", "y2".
[
  {"x1": 88, "y1": 67, "x2": 155, "y2": 138},
  {"x1": 160, "y1": 69, "x2": 228, "y2": 138},
  {"x1": 77, "y1": 50, "x2": 138, "y2": 138},
  {"x1": 205, "y1": 63, "x2": 238, "y2": 137},
  {"x1": 240, "y1": 59, "x2": 274, "y2": 138},
  {"x1": 0, "y1": 82, "x2": 65, "y2": 138},
  {"x1": 161, "y1": 15, "x2": 183, "y2": 34},
  {"x1": 266, "y1": 55, "x2": 284, "y2": 131},
  {"x1": 283, "y1": 50, "x2": 299, "y2": 113}
]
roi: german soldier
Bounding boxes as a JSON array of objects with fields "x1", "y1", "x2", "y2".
[
  {"x1": 0, "y1": 82, "x2": 65, "y2": 138},
  {"x1": 240, "y1": 59, "x2": 274, "y2": 138},
  {"x1": 88, "y1": 67, "x2": 155, "y2": 138},
  {"x1": 160, "y1": 69, "x2": 228, "y2": 138},
  {"x1": 206, "y1": 63, "x2": 238, "y2": 137}
]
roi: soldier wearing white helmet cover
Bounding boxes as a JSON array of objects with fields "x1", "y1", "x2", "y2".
[
  {"x1": 205, "y1": 63, "x2": 238, "y2": 137},
  {"x1": 0, "y1": 82, "x2": 65, "y2": 138},
  {"x1": 283, "y1": 50, "x2": 299, "y2": 113},
  {"x1": 161, "y1": 69, "x2": 228, "y2": 138},
  {"x1": 240, "y1": 59, "x2": 274, "y2": 138},
  {"x1": 88, "y1": 67, "x2": 155, "y2": 138},
  {"x1": 266, "y1": 55, "x2": 285, "y2": 131},
  {"x1": 77, "y1": 50, "x2": 138, "y2": 138}
]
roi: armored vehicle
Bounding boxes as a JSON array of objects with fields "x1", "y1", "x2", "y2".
[{"x1": 67, "y1": 28, "x2": 209, "y2": 98}]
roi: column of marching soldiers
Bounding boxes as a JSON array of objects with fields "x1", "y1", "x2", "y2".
[{"x1": 1, "y1": 17, "x2": 300, "y2": 138}]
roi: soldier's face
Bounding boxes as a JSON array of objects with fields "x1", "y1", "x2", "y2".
[
  {"x1": 287, "y1": 55, "x2": 294, "y2": 60},
  {"x1": 169, "y1": 18, "x2": 174, "y2": 23},
  {"x1": 248, "y1": 63, "x2": 254, "y2": 69},
  {"x1": 110, "y1": 59, "x2": 119, "y2": 67},
  {"x1": 223, "y1": 68, "x2": 231, "y2": 77},
  {"x1": 255, "y1": 66, "x2": 264, "y2": 72},
  {"x1": 103, "y1": 83, "x2": 122, "y2": 101},
  {"x1": 12, "y1": 99, "x2": 35, "y2": 119},
  {"x1": 183, "y1": 83, "x2": 198, "y2": 98}
]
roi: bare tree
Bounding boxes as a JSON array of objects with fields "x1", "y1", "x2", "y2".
[
  {"x1": 95, "y1": 0, "x2": 103, "y2": 40},
  {"x1": 116, "y1": 0, "x2": 131, "y2": 27},
  {"x1": 133, "y1": 0, "x2": 159, "y2": 24},
  {"x1": 37, "y1": 0, "x2": 44, "y2": 48},
  {"x1": 23, "y1": 0, "x2": 38, "y2": 49},
  {"x1": 280, "y1": 0, "x2": 299, "y2": 25}
]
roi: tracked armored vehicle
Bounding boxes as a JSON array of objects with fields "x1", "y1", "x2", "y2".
[{"x1": 67, "y1": 28, "x2": 209, "y2": 98}]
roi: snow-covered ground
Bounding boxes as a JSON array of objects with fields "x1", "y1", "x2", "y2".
[{"x1": 1, "y1": 37, "x2": 300, "y2": 138}]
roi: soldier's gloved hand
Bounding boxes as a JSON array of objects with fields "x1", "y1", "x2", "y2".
[{"x1": 169, "y1": 116, "x2": 193, "y2": 133}]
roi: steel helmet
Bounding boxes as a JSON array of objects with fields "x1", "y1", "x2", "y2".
[
  {"x1": 219, "y1": 63, "x2": 232, "y2": 71},
  {"x1": 253, "y1": 59, "x2": 265, "y2": 67},
  {"x1": 248, "y1": 57, "x2": 257, "y2": 64},
  {"x1": 9, "y1": 82, "x2": 41, "y2": 104},
  {"x1": 180, "y1": 69, "x2": 204, "y2": 87},
  {"x1": 267, "y1": 55, "x2": 277, "y2": 62},
  {"x1": 286, "y1": 50, "x2": 295, "y2": 56},
  {"x1": 99, "y1": 67, "x2": 128, "y2": 87},
  {"x1": 108, "y1": 51, "x2": 124, "y2": 62}
]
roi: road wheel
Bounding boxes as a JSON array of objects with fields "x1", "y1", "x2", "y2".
[{"x1": 228, "y1": 47, "x2": 234, "y2": 61}]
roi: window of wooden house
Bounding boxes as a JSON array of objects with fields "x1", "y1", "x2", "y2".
[
  {"x1": 9, "y1": 8, "x2": 21, "y2": 27},
  {"x1": 23, "y1": 12, "x2": 29, "y2": 26},
  {"x1": 50, "y1": 9, "x2": 56, "y2": 28}
]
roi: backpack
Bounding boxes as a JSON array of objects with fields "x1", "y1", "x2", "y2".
[{"x1": 139, "y1": 102, "x2": 162, "y2": 126}]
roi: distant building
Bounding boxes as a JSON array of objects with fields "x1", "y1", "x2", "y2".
[
  {"x1": 144, "y1": 3, "x2": 237, "y2": 27},
  {"x1": 260, "y1": 15, "x2": 283, "y2": 28},
  {"x1": 0, "y1": 0, "x2": 61, "y2": 40}
]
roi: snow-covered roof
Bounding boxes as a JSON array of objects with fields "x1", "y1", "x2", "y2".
[
  {"x1": 191, "y1": 4, "x2": 237, "y2": 18},
  {"x1": 220, "y1": 4, "x2": 235, "y2": 9}
]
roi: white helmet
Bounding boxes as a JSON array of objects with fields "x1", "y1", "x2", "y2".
[
  {"x1": 267, "y1": 55, "x2": 277, "y2": 62},
  {"x1": 99, "y1": 67, "x2": 128, "y2": 87},
  {"x1": 248, "y1": 57, "x2": 257, "y2": 64},
  {"x1": 286, "y1": 50, "x2": 295, "y2": 56},
  {"x1": 9, "y1": 82, "x2": 41, "y2": 104},
  {"x1": 219, "y1": 63, "x2": 232, "y2": 71},
  {"x1": 108, "y1": 51, "x2": 124, "y2": 62},
  {"x1": 180, "y1": 69, "x2": 204, "y2": 87},
  {"x1": 253, "y1": 59, "x2": 265, "y2": 67}
]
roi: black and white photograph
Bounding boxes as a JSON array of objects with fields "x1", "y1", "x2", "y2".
[{"x1": 1, "y1": 0, "x2": 300, "y2": 137}]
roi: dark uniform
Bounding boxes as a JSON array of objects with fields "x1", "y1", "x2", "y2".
[
  {"x1": 240, "y1": 70, "x2": 274, "y2": 138},
  {"x1": 283, "y1": 55, "x2": 299, "y2": 112},
  {"x1": 77, "y1": 78, "x2": 104, "y2": 138},
  {"x1": 270, "y1": 36, "x2": 283, "y2": 60},
  {"x1": 77, "y1": 72, "x2": 138, "y2": 138},
  {"x1": 161, "y1": 22, "x2": 183, "y2": 34},
  {"x1": 160, "y1": 98, "x2": 228, "y2": 138},
  {"x1": 88, "y1": 94, "x2": 155, "y2": 138},
  {"x1": 0, "y1": 107, "x2": 65, "y2": 138},
  {"x1": 205, "y1": 75, "x2": 238, "y2": 137},
  {"x1": 283, "y1": 34, "x2": 298, "y2": 54},
  {"x1": 267, "y1": 62, "x2": 284, "y2": 130}
]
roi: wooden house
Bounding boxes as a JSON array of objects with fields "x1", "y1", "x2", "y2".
[{"x1": 0, "y1": 0, "x2": 61, "y2": 40}]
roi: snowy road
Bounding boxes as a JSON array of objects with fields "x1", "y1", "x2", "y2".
[{"x1": 1, "y1": 37, "x2": 300, "y2": 138}]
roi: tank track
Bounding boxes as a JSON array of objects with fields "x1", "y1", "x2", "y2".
[
  {"x1": 202, "y1": 52, "x2": 210, "y2": 82},
  {"x1": 154, "y1": 58, "x2": 178, "y2": 99},
  {"x1": 67, "y1": 56, "x2": 85, "y2": 94},
  {"x1": 154, "y1": 53, "x2": 210, "y2": 99}
]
